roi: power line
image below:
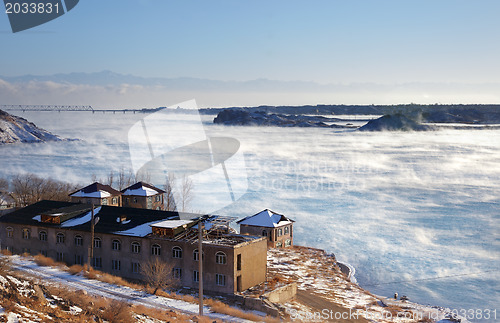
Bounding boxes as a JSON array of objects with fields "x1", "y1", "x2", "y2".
[{"x1": 362, "y1": 269, "x2": 499, "y2": 287}]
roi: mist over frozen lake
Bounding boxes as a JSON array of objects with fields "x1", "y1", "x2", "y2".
[{"x1": 1, "y1": 111, "x2": 499, "y2": 319}]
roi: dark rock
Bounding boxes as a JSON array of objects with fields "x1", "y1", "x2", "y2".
[
  {"x1": 358, "y1": 114, "x2": 435, "y2": 131},
  {"x1": 213, "y1": 108, "x2": 352, "y2": 128}
]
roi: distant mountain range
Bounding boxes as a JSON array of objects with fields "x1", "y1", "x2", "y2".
[
  {"x1": 2, "y1": 71, "x2": 500, "y2": 93},
  {"x1": 1, "y1": 71, "x2": 499, "y2": 108},
  {"x1": 0, "y1": 110, "x2": 63, "y2": 144}
]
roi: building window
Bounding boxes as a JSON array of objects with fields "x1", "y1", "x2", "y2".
[
  {"x1": 74, "y1": 235, "x2": 83, "y2": 246},
  {"x1": 94, "y1": 237, "x2": 101, "y2": 248},
  {"x1": 262, "y1": 230, "x2": 267, "y2": 237},
  {"x1": 284, "y1": 226, "x2": 289, "y2": 235},
  {"x1": 133, "y1": 197, "x2": 138, "y2": 203},
  {"x1": 39, "y1": 250, "x2": 48, "y2": 257},
  {"x1": 155, "y1": 195, "x2": 161, "y2": 202},
  {"x1": 56, "y1": 233, "x2": 65, "y2": 244},
  {"x1": 38, "y1": 231, "x2": 47, "y2": 241},
  {"x1": 131, "y1": 242, "x2": 141, "y2": 253},
  {"x1": 5, "y1": 246, "x2": 13, "y2": 253},
  {"x1": 6, "y1": 227, "x2": 13, "y2": 238},
  {"x1": 92, "y1": 257, "x2": 102, "y2": 269},
  {"x1": 285, "y1": 239, "x2": 291, "y2": 247},
  {"x1": 151, "y1": 244, "x2": 161, "y2": 256},
  {"x1": 215, "y1": 252, "x2": 227, "y2": 265},
  {"x1": 112, "y1": 197, "x2": 118, "y2": 204},
  {"x1": 112, "y1": 239, "x2": 121, "y2": 251},
  {"x1": 112, "y1": 260, "x2": 121, "y2": 271},
  {"x1": 237, "y1": 254, "x2": 241, "y2": 271},
  {"x1": 132, "y1": 262, "x2": 141, "y2": 274},
  {"x1": 276, "y1": 241, "x2": 282, "y2": 247},
  {"x1": 215, "y1": 273, "x2": 226, "y2": 286},
  {"x1": 193, "y1": 270, "x2": 199, "y2": 282},
  {"x1": 74, "y1": 255, "x2": 83, "y2": 265},
  {"x1": 172, "y1": 246, "x2": 182, "y2": 259},
  {"x1": 278, "y1": 228, "x2": 283, "y2": 237},
  {"x1": 56, "y1": 252, "x2": 64, "y2": 262},
  {"x1": 22, "y1": 228, "x2": 30, "y2": 240},
  {"x1": 193, "y1": 249, "x2": 204, "y2": 261},
  {"x1": 102, "y1": 198, "x2": 108, "y2": 205},
  {"x1": 173, "y1": 268, "x2": 182, "y2": 279}
]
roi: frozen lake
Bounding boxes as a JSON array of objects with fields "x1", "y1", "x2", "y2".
[{"x1": 1, "y1": 111, "x2": 499, "y2": 320}]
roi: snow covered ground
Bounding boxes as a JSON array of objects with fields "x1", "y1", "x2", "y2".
[
  {"x1": 266, "y1": 247, "x2": 468, "y2": 323},
  {"x1": 2, "y1": 255, "x2": 255, "y2": 322}
]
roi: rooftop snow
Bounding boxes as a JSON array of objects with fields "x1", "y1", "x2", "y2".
[
  {"x1": 121, "y1": 187, "x2": 159, "y2": 196},
  {"x1": 70, "y1": 190, "x2": 112, "y2": 198},
  {"x1": 237, "y1": 209, "x2": 293, "y2": 228},
  {"x1": 113, "y1": 220, "x2": 166, "y2": 237},
  {"x1": 151, "y1": 219, "x2": 193, "y2": 229},
  {"x1": 60, "y1": 207, "x2": 102, "y2": 227}
]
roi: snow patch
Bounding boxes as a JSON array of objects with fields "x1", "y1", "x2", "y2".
[
  {"x1": 60, "y1": 207, "x2": 101, "y2": 227},
  {"x1": 122, "y1": 187, "x2": 159, "y2": 196},
  {"x1": 70, "y1": 190, "x2": 111, "y2": 198}
]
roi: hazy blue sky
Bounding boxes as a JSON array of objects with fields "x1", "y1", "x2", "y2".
[{"x1": 1, "y1": 1, "x2": 499, "y2": 106}]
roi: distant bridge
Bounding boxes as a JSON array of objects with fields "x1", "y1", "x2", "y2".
[
  {"x1": 0, "y1": 105, "x2": 164, "y2": 113},
  {"x1": 1, "y1": 105, "x2": 94, "y2": 112}
]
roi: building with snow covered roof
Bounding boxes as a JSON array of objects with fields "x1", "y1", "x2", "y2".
[
  {"x1": 237, "y1": 209, "x2": 294, "y2": 248},
  {"x1": 121, "y1": 182, "x2": 165, "y2": 210},
  {"x1": 0, "y1": 200, "x2": 267, "y2": 294},
  {"x1": 69, "y1": 182, "x2": 122, "y2": 207},
  {"x1": 0, "y1": 191, "x2": 15, "y2": 209},
  {"x1": 0, "y1": 191, "x2": 16, "y2": 215}
]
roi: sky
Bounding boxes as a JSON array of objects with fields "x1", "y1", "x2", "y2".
[{"x1": 1, "y1": 1, "x2": 500, "y2": 107}]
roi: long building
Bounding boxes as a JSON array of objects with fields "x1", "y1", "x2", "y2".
[{"x1": 0, "y1": 200, "x2": 267, "y2": 294}]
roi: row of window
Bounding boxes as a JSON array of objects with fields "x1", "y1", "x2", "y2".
[
  {"x1": 5, "y1": 246, "x2": 229, "y2": 287},
  {"x1": 6, "y1": 227, "x2": 228, "y2": 263},
  {"x1": 261, "y1": 226, "x2": 291, "y2": 238},
  {"x1": 276, "y1": 239, "x2": 292, "y2": 248}
]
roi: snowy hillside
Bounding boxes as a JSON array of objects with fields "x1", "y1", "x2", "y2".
[{"x1": 0, "y1": 110, "x2": 63, "y2": 144}]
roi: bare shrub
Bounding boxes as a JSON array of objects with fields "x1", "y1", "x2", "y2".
[
  {"x1": 0, "y1": 256, "x2": 10, "y2": 273},
  {"x1": 0, "y1": 177, "x2": 8, "y2": 191},
  {"x1": 101, "y1": 300, "x2": 133, "y2": 323},
  {"x1": 11, "y1": 173, "x2": 77, "y2": 206},
  {"x1": 141, "y1": 257, "x2": 179, "y2": 294}
]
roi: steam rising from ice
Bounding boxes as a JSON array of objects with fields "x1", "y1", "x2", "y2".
[{"x1": 0, "y1": 112, "x2": 498, "y2": 312}]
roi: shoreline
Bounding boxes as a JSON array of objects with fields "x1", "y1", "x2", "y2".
[{"x1": 335, "y1": 257, "x2": 470, "y2": 323}]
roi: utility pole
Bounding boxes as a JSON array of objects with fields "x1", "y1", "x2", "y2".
[
  {"x1": 87, "y1": 204, "x2": 95, "y2": 271},
  {"x1": 198, "y1": 219, "x2": 203, "y2": 316}
]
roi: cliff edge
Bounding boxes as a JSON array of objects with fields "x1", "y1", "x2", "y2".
[{"x1": 0, "y1": 110, "x2": 63, "y2": 144}]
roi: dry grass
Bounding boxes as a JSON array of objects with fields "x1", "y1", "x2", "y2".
[
  {"x1": 132, "y1": 304, "x2": 192, "y2": 322},
  {"x1": 33, "y1": 254, "x2": 57, "y2": 267},
  {"x1": 1, "y1": 249, "x2": 13, "y2": 256},
  {"x1": 205, "y1": 298, "x2": 278, "y2": 322},
  {"x1": 68, "y1": 264, "x2": 85, "y2": 275},
  {"x1": 82, "y1": 268, "x2": 142, "y2": 290}
]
